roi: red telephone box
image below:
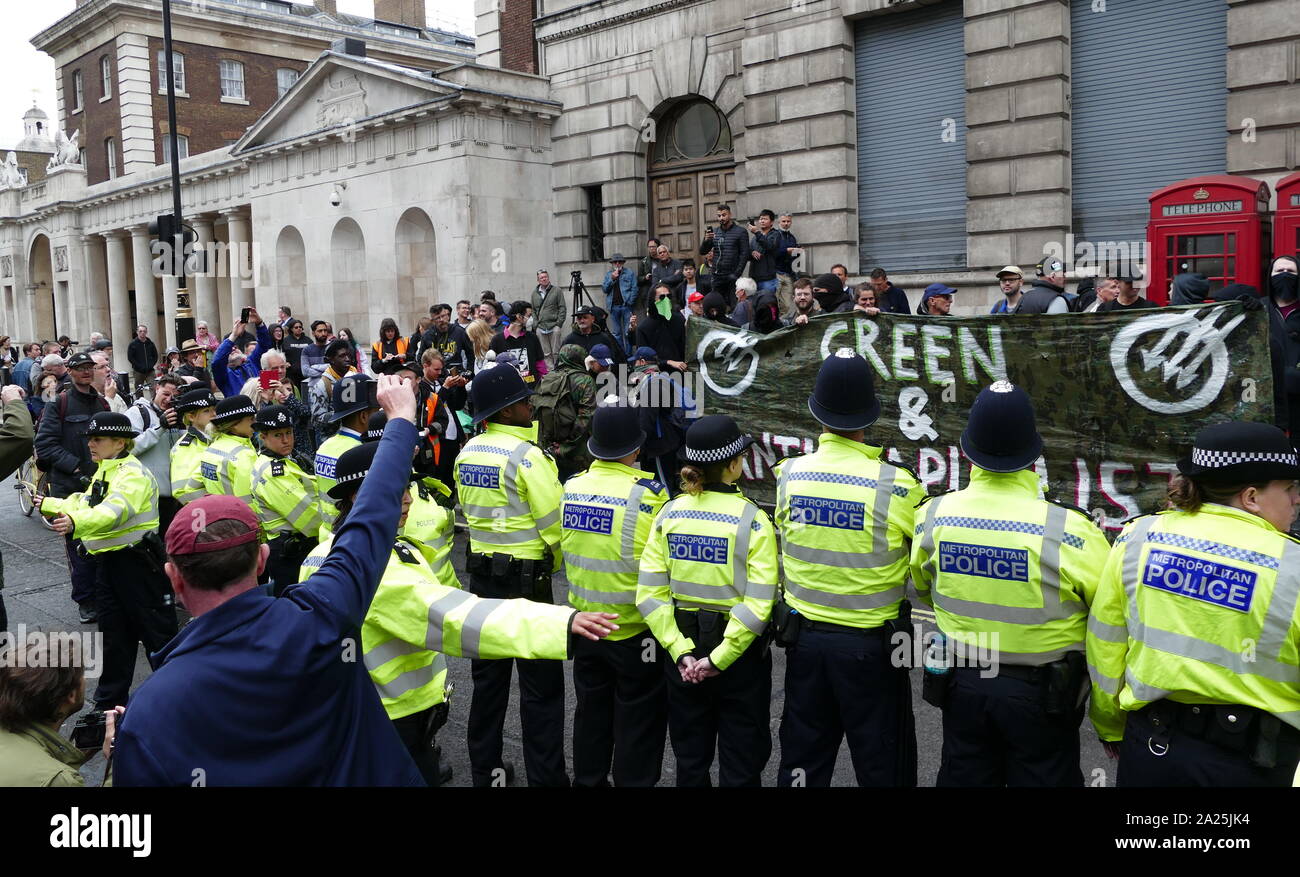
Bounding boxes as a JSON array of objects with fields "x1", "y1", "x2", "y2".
[
  {"x1": 1146, "y1": 175, "x2": 1271, "y2": 305},
  {"x1": 1274, "y1": 171, "x2": 1300, "y2": 262}
]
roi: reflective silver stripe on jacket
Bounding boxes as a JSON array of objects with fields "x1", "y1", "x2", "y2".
[
  {"x1": 926, "y1": 503, "x2": 1083, "y2": 626},
  {"x1": 368, "y1": 653, "x2": 448, "y2": 702},
  {"x1": 569, "y1": 581, "x2": 638, "y2": 605},
  {"x1": 563, "y1": 483, "x2": 649, "y2": 578},
  {"x1": 424, "y1": 588, "x2": 475, "y2": 653},
  {"x1": 1123, "y1": 517, "x2": 1300, "y2": 685}
]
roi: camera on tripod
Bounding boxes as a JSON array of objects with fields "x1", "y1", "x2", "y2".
[{"x1": 570, "y1": 270, "x2": 583, "y2": 281}]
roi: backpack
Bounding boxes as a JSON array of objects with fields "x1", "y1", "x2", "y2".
[{"x1": 534, "y1": 369, "x2": 582, "y2": 452}]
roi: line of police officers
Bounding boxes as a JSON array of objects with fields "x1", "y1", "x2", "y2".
[{"x1": 39, "y1": 347, "x2": 1300, "y2": 787}]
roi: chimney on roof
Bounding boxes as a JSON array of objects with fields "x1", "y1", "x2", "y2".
[
  {"x1": 331, "y1": 37, "x2": 367, "y2": 58},
  {"x1": 314, "y1": 0, "x2": 338, "y2": 15},
  {"x1": 373, "y1": 0, "x2": 426, "y2": 30}
]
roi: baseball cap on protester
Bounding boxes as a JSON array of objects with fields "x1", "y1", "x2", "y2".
[
  {"x1": 687, "y1": 292, "x2": 704, "y2": 304},
  {"x1": 1036, "y1": 258, "x2": 1064, "y2": 276},
  {"x1": 588, "y1": 344, "x2": 615, "y2": 367},
  {"x1": 920, "y1": 283, "x2": 957, "y2": 304},
  {"x1": 632, "y1": 346, "x2": 658, "y2": 363},
  {"x1": 166, "y1": 495, "x2": 260, "y2": 558},
  {"x1": 996, "y1": 266, "x2": 1023, "y2": 279},
  {"x1": 66, "y1": 352, "x2": 94, "y2": 370},
  {"x1": 575, "y1": 306, "x2": 597, "y2": 317}
]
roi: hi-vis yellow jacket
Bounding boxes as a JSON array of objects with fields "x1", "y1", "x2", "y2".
[
  {"x1": 561, "y1": 460, "x2": 669, "y2": 641},
  {"x1": 1087, "y1": 504, "x2": 1300, "y2": 741},
  {"x1": 199, "y1": 432, "x2": 260, "y2": 516},
  {"x1": 42, "y1": 454, "x2": 159, "y2": 554},
  {"x1": 301, "y1": 534, "x2": 574, "y2": 720},
  {"x1": 169, "y1": 427, "x2": 211, "y2": 504},
  {"x1": 455, "y1": 421, "x2": 562, "y2": 566},
  {"x1": 636, "y1": 485, "x2": 779, "y2": 670}
]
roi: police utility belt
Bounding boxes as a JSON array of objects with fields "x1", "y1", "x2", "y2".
[
  {"x1": 466, "y1": 550, "x2": 553, "y2": 602},
  {"x1": 770, "y1": 596, "x2": 912, "y2": 648},
  {"x1": 1133, "y1": 700, "x2": 1299, "y2": 770},
  {"x1": 921, "y1": 650, "x2": 1088, "y2": 717}
]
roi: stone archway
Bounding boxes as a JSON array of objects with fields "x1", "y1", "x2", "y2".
[
  {"x1": 646, "y1": 97, "x2": 737, "y2": 262},
  {"x1": 395, "y1": 208, "x2": 436, "y2": 323},
  {"x1": 27, "y1": 234, "x2": 56, "y2": 341},
  {"x1": 274, "y1": 225, "x2": 308, "y2": 319},
  {"x1": 329, "y1": 217, "x2": 369, "y2": 344}
]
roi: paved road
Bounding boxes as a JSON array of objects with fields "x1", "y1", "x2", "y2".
[{"x1": 0, "y1": 471, "x2": 1110, "y2": 787}]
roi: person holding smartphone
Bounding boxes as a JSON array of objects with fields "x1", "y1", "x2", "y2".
[{"x1": 212, "y1": 309, "x2": 273, "y2": 398}]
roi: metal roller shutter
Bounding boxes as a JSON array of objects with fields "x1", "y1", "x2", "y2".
[
  {"x1": 1071, "y1": 0, "x2": 1227, "y2": 249},
  {"x1": 854, "y1": 0, "x2": 967, "y2": 273}
]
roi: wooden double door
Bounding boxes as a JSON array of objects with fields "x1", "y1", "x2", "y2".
[{"x1": 649, "y1": 165, "x2": 737, "y2": 262}]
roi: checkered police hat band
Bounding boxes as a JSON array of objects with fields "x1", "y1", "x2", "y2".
[
  {"x1": 93, "y1": 424, "x2": 135, "y2": 435},
  {"x1": 217, "y1": 404, "x2": 256, "y2": 420},
  {"x1": 337, "y1": 469, "x2": 369, "y2": 487},
  {"x1": 1191, "y1": 448, "x2": 1298, "y2": 469},
  {"x1": 685, "y1": 435, "x2": 747, "y2": 464}
]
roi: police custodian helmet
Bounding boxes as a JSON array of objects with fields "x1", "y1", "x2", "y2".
[
  {"x1": 960, "y1": 381, "x2": 1043, "y2": 473},
  {"x1": 469, "y1": 363, "x2": 533, "y2": 424},
  {"x1": 808, "y1": 349, "x2": 881, "y2": 431}
]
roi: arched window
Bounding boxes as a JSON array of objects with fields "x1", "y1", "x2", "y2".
[{"x1": 651, "y1": 99, "x2": 733, "y2": 166}]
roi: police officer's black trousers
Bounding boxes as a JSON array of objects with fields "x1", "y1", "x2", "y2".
[
  {"x1": 937, "y1": 667, "x2": 1083, "y2": 787},
  {"x1": 157, "y1": 496, "x2": 180, "y2": 543},
  {"x1": 1117, "y1": 706, "x2": 1300, "y2": 787},
  {"x1": 392, "y1": 706, "x2": 446, "y2": 788},
  {"x1": 665, "y1": 642, "x2": 771, "y2": 787},
  {"x1": 777, "y1": 627, "x2": 917, "y2": 787},
  {"x1": 65, "y1": 533, "x2": 98, "y2": 608},
  {"x1": 571, "y1": 633, "x2": 667, "y2": 787},
  {"x1": 466, "y1": 568, "x2": 568, "y2": 787},
  {"x1": 93, "y1": 545, "x2": 178, "y2": 709},
  {"x1": 266, "y1": 535, "x2": 314, "y2": 598}
]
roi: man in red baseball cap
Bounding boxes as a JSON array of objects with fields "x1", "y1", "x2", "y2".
[{"x1": 110, "y1": 374, "x2": 432, "y2": 786}]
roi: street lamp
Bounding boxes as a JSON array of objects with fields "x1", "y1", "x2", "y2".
[{"x1": 161, "y1": 0, "x2": 194, "y2": 347}]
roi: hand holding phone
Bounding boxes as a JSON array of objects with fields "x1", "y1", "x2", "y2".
[{"x1": 240, "y1": 307, "x2": 251, "y2": 324}]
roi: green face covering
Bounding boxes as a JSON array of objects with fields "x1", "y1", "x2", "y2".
[{"x1": 655, "y1": 297, "x2": 673, "y2": 320}]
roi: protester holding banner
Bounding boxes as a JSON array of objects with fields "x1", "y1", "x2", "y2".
[
  {"x1": 636, "y1": 414, "x2": 779, "y2": 786},
  {"x1": 1087, "y1": 422, "x2": 1300, "y2": 787},
  {"x1": 773, "y1": 350, "x2": 925, "y2": 787},
  {"x1": 910, "y1": 381, "x2": 1111, "y2": 787}
]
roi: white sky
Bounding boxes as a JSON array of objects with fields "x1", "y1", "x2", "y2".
[{"x1": 0, "y1": 0, "x2": 477, "y2": 149}]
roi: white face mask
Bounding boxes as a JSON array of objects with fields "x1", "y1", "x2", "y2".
[{"x1": 526, "y1": 315, "x2": 537, "y2": 332}]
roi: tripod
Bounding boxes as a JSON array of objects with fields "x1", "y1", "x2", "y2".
[{"x1": 569, "y1": 271, "x2": 596, "y2": 315}]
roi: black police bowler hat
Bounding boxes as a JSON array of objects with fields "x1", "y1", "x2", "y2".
[
  {"x1": 960, "y1": 381, "x2": 1043, "y2": 473},
  {"x1": 808, "y1": 348, "x2": 881, "y2": 430},
  {"x1": 174, "y1": 388, "x2": 217, "y2": 414},
  {"x1": 363, "y1": 410, "x2": 388, "y2": 442},
  {"x1": 327, "y1": 375, "x2": 378, "y2": 423},
  {"x1": 1177, "y1": 422, "x2": 1300, "y2": 486},
  {"x1": 328, "y1": 442, "x2": 380, "y2": 500},
  {"x1": 252, "y1": 405, "x2": 293, "y2": 432},
  {"x1": 213, "y1": 395, "x2": 257, "y2": 424},
  {"x1": 683, "y1": 414, "x2": 754, "y2": 465},
  {"x1": 470, "y1": 363, "x2": 533, "y2": 424},
  {"x1": 588, "y1": 398, "x2": 646, "y2": 461},
  {"x1": 86, "y1": 412, "x2": 138, "y2": 438}
]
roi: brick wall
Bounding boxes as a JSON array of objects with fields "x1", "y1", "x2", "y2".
[
  {"x1": 500, "y1": 0, "x2": 537, "y2": 74},
  {"x1": 147, "y1": 38, "x2": 307, "y2": 164},
  {"x1": 61, "y1": 38, "x2": 122, "y2": 185}
]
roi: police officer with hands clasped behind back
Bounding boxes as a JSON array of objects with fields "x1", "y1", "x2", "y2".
[
  {"x1": 454, "y1": 363, "x2": 570, "y2": 787},
  {"x1": 773, "y1": 349, "x2": 926, "y2": 787},
  {"x1": 910, "y1": 381, "x2": 1111, "y2": 787},
  {"x1": 250, "y1": 404, "x2": 323, "y2": 596},
  {"x1": 1088, "y1": 422, "x2": 1300, "y2": 787},
  {"x1": 561, "y1": 397, "x2": 671, "y2": 787},
  {"x1": 636, "y1": 414, "x2": 780, "y2": 786}
]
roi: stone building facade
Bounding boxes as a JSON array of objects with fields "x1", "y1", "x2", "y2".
[{"x1": 479, "y1": 0, "x2": 1300, "y2": 313}]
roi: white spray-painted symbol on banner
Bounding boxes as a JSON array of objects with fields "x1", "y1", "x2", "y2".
[
  {"x1": 1109, "y1": 308, "x2": 1247, "y2": 415},
  {"x1": 697, "y1": 329, "x2": 761, "y2": 397}
]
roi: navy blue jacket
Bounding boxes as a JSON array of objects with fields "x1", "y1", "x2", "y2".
[{"x1": 113, "y1": 418, "x2": 424, "y2": 787}]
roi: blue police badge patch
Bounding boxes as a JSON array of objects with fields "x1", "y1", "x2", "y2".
[
  {"x1": 315, "y1": 455, "x2": 337, "y2": 479},
  {"x1": 563, "y1": 503, "x2": 614, "y2": 535},
  {"x1": 667, "y1": 534, "x2": 729, "y2": 564},
  {"x1": 1142, "y1": 550, "x2": 1256, "y2": 612},
  {"x1": 939, "y1": 542, "x2": 1029, "y2": 582},
  {"x1": 459, "y1": 464, "x2": 501, "y2": 490},
  {"x1": 200, "y1": 461, "x2": 218, "y2": 482},
  {"x1": 789, "y1": 495, "x2": 865, "y2": 530}
]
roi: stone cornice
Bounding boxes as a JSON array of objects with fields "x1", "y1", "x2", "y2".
[{"x1": 535, "y1": 0, "x2": 709, "y2": 44}]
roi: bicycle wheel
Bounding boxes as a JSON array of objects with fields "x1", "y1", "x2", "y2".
[
  {"x1": 17, "y1": 459, "x2": 35, "y2": 517},
  {"x1": 35, "y1": 468, "x2": 55, "y2": 531}
]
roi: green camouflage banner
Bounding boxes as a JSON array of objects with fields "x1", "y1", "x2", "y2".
[{"x1": 687, "y1": 304, "x2": 1273, "y2": 534}]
